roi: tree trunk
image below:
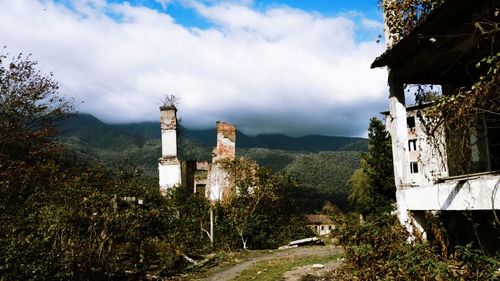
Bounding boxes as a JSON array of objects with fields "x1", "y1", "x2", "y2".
[{"x1": 237, "y1": 227, "x2": 248, "y2": 250}]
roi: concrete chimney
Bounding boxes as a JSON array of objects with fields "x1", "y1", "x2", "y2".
[{"x1": 158, "y1": 106, "x2": 181, "y2": 194}]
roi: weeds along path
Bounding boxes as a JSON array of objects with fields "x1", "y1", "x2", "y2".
[{"x1": 199, "y1": 245, "x2": 341, "y2": 281}]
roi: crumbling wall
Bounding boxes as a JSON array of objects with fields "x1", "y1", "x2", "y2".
[
  {"x1": 179, "y1": 160, "x2": 211, "y2": 195},
  {"x1": 157, "y1": 109, "x2": 237, "y2": 201},
  {"x1": 213, "y1": 122, "x2": 236, "y2": 161},
  {"x1": 194, "y1": 161, "x2": 209, "y2": 195},
  {"x1": 408, "y1": 108, "x2": 449, "y2": 186},
  {"x1": 208, "y1": 122, "x2": 236, "y2": 201},
  {"x1": 207, "y1": 165, "x2": 227, "y2": 201}
]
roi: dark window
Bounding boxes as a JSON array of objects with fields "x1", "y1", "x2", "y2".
[
  {"x1": 410, "y1": 162, "x2": 419, "y2": 174},
  {"x1": 408, "y1": 139, "x2": 417, "y2": 151},
  {"x1": 407, "y1": 116, "x2": 416, "y2": 128},
  {"x1": 195, "y1": 184, "x2": 206, "y2": 195}
]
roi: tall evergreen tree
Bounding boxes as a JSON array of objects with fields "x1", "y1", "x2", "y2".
[{"x1": 348, "y1": 117, "x2": 395, "y2": 213}]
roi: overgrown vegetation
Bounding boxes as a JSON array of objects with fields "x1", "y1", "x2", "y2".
[
  {"x1": 383, "y1": 0, "x2": 500, "y2": 175},
  {"x1": 1, "y1": 52, "x2": 176, "y2": 279},
  {"x1": 0, "y1": 52, "x2": 312, "y2": 279},
  {"x1": 418, "y1": 52, "x2": 500, "y2": 175},
  {"x1": 323, "y1": 211, "x2": 500, "y2": 280},
  {"x1": 322, "y1": 115, "x2": 500, "y2": 280},
  {"x1": 214, "y1": 158, "x2": 313, "y2": 250},
  {"x1": 381, "y1": 0, "x2": 444, "y2": 45}
]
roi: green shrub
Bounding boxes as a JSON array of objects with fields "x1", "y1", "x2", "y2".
[{"x1": 328, "y1": 212, "x2": 499, "y2": 280}]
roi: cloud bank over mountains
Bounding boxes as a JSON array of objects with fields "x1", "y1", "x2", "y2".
[{"x1": 0, "y1": 0, "x2": 388, "y2": 137}]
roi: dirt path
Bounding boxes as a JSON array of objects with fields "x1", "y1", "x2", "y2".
[
  {"x1": 280, "y1": 260, "x2": 341, "y2": 281},
  {"x1": 198, "y1": 245, "x2": 340, "y2": 281}
]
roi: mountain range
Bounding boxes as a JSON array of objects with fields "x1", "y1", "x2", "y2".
[
  {"x1": 57, "y1": 113, "x2": 367, "y2": 211},
  {"x1": 59, "y1": 113, "x2": 367, "y2": 153}
]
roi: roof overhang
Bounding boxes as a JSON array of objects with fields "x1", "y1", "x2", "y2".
[{"x1": 372, "y1": 0, "x2": 500, "y2": 85}]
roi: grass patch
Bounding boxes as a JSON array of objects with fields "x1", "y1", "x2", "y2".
[
  {"x1": 233, "y1": 254, "x2": 341, "y2": 281},
  {"x1": 185, "y1": 250, "x2": 275, "y2": 279}
]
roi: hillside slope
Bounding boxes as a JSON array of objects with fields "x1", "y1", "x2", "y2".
[
  {"x1": 58, "y1": 114, "x2": 365, "y2": 211},
  {"x1": 183, "y1": 129, "x2": 367, "y2": 153}
]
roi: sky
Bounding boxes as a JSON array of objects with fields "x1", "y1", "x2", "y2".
[{"x1": 0, "y1": 0, "x2": 389, "y2": 137}]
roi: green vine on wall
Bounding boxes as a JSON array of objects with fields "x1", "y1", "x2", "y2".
[
  {"x1": 420, "y1": 53, "x2": 500, "y2": 175},
  {"x1": 380, "y1": 0, "x2": 444, "y2": 45},
  {"x1": 381, "y1": 0, "x2": 499, "y2": 175}
]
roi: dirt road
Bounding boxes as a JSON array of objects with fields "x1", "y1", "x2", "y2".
[{"x1": 199, "y1": 245, "x2": 340, "y2": 281}]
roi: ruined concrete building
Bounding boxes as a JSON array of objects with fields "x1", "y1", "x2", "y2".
[
  {"x1": 373, "y1": 0, "x2": 499, "y2": 250},
  {"x1": 158, "y1": 106, "x2": 236, "y2": 201},
  {"x1": 158, "y1": 106, "x2": 181, "y2": 195},
  {"x1": 207, "y1": 122, "x2": 236, "y2": 201}
]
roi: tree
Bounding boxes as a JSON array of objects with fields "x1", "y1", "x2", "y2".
[
  {"x1": 365, "y1": 117, "x2": 395, "y2": 201},
  {"x1": 348, "y1": 117, "x2": 395, "y2": 214},
  {"x1": 0, "y1": 51, "x2": 73, "y2": 223},
  {"x1": 219, "y1": 158, "x2": 264, "y2": 249},
  {"x1": 0, "y1": 52, "x2": 210, "y2": 279},
  {"x1": 347, "y1": 159, "x2": 372, "y2": 212},
  {"x1": 0, "y1": 51, "x2": 72, "y2": 155},
  {"x1": 218, "y1": 158, "x2": 311, "y2": 250}
]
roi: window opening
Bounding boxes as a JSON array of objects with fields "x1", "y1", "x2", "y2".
[
  {"x1": 410, "y1": 162, "x2": 419, "y2": 174},
  {"x1": 408, "y1": 139, "x2": 417, "y2": 151},
  {"x1": 407, "y1": 116, "x2": 416, "y2": 128}
]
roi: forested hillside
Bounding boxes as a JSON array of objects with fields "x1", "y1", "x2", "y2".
[
  {"x1": 58, "y1": 114, "x2": 366, "y2": 211},
  {"x1": 237, "y1": 148, "x2": 362, "y2": 210},
  {"x1": 186, "y1": 129, "x2": 368, "y2": 152},
  {"x1": 285, "y1": 151, "x2": 362, "y2": 211}
]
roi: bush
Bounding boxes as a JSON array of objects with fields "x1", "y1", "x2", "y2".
[
  {"x1": 0, "y1": 160, "x2": 205, "y2": 280},
  {"x1": 328, "y1": 211, "x2": 499, "y2": 280},
  {"x1": 0, "y1": 52, "x2": 212, "y2": 279}
]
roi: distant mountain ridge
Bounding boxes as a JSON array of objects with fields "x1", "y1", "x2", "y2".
[
  {"x1": 60, "y1": 114, "x2": 367, "y2": 153},
  {"x1": 57, "y1": 113, "x2": 365, "y2": 211},
  {"x1": 184, "y1": 129, "x2": 368, "y2": 153}
]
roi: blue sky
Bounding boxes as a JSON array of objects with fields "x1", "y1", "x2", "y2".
[
  {"x1": 133, "y1": 0, "x2": 382, "y2": 28},
  {"x1": 55, "y1": 0, "x2": 384, "y2": 41},
  {"x1": 101, "y1": 0, "x2": 383, "y2": 20},
  {"x1": 0, "y1": 0, "x2": 388, "y2": 137}
]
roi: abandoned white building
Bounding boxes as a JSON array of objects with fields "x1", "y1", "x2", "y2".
[
  {"x1": 158, "y1": 105, "x2": 236, "y2": 201},
  {"x1": 373, "y1": 0, "x2": 499, "y2": 251},
  {"x1": 305, "y1": 214, "x2": 335, "y2": 236}
]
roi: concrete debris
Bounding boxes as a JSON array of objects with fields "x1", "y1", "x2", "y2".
[
  {"x1": 279, "y1": 237, "x2": 324, "y2": 249},
  {"x1": 288, "y1": 237, "x2": 324, "y2": 247},
  {"x1": 182, "y1": 253, "x2": 218, "y2": 270},
  {"x1": 278, "y1": 245, "x2": 298, "y2": 250}
]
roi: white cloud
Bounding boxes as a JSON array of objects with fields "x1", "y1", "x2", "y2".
[
  {"x1": 0, "y1": 0, "x2": 387, "y2": 137},
  {"x1": 361, "y1": 18, "x2": 384, "y2": 30},
  {"x1": 155, "y1": 0, "x2": 174, "y2": 9}
]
